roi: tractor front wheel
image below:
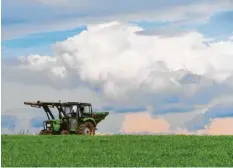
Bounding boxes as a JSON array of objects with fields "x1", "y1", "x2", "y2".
[{"x1": 77, "y1": 122, "x2": 95, "y2": 135}]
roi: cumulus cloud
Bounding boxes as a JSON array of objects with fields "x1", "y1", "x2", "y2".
[
  {"x1": 183, "y1": 96, "x2": 233, "y2": 130},
  {"x1": 120, "y1": 108, "x2": 233, "y2": 135},
  {"x1": 172, "y1": 117, "x2": 233, "y2": 135},
  {"x1": 2, "y1": 21, "x2": 233, "y2": 135},
  {"x1": 204, "y1": 117, "x2": 233, "y2": 135},
  {"x1": 7, "y1": 22, "x2": 233, "y2": 96},
  {"x1": 121, "y1": 112, "x2": 170, "y2": 134}
]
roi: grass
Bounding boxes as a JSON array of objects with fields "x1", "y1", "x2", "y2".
[{"x1": 2, "y1": 135, "x2": 233, "y2": 167}]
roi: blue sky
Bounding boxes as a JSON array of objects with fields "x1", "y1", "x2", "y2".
[
  {"x1": 2, "y1": 0, "x2": 233, "y2": 58},
  {"x1": 2, "y1": 0, "x2": 233, "y2": 134}
]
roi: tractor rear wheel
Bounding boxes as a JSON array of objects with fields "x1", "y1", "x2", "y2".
[{"x1": 77, "y1": 121, "x2": 95, "y2": 135}]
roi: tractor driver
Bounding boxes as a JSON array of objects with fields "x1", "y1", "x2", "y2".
[
  {"x1": 80, "y1": 106, "x2": 84, "y2": 116},
  {"x1": 70, "y1": 105, "x2": 77, "y2": 117}
]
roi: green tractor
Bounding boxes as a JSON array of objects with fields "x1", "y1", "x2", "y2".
[{"x1": 24, "y1": 101, "x2": 109, "y2": 135}]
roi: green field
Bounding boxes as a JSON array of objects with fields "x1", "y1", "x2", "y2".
[{"x1": 2, "y1": 135, "x2": 233, "y2": 167}]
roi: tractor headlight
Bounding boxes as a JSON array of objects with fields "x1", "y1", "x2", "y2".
[{"x1": 47, "y1": 123, "x2": 51, "y2": 127}]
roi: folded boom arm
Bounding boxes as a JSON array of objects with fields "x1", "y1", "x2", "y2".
[{"x1": 24, "y1": 101, "x2": 58, "y2": 120}]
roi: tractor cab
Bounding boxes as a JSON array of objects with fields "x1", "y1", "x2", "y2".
[{"x1": 64, "y1": 104, "x2": 92, "y2": 118}]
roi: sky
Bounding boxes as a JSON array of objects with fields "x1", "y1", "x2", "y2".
[{"x1": 2, "y1": 0, "x2": 233, "y2": 135}]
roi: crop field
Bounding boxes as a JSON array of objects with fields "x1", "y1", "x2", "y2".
[{"x1": 2, "y1": 135, "x2": 233, "y2": 167}]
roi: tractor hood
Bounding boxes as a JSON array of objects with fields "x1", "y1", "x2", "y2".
[{"x1": 92, "y1": 112, "x2": 109, "y2": 124}]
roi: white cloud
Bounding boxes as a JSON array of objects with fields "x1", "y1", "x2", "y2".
[
  {"x1": 10, "y1": 22, "x2": 233, "y2": 96},
  {"x1": 35, "y1": 0, "x2": 69, "y2": 5},
  {"x1": 161, "y1": 95, "x2": 233, "y2": 130},
  {"x1": 229, "y1": 35, "x2": 233, "y2": 40},
  {"x1": 121, "y1": 112, "x2": 170, "y2": 134},
  {"x1": 2, "y1": 21, "x2": 233, "y2": 134},
  {"x1": 1, "y1": 81, "x2": 107, "y2": 113}
]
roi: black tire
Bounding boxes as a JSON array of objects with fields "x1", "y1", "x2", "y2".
[{"x1": 77, "y1": 121, "x2": 95, "y2": 135}]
